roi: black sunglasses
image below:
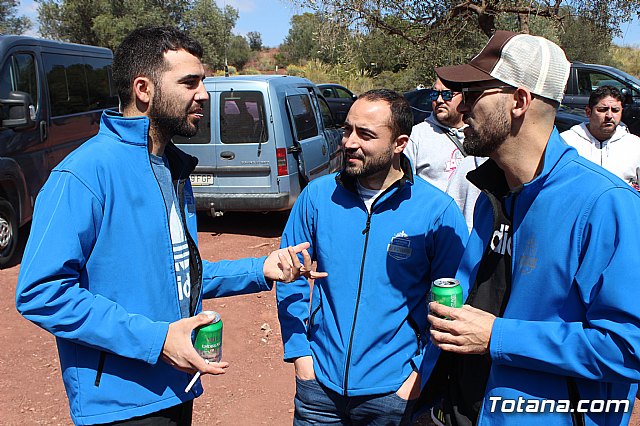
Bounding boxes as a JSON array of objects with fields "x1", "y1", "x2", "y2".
[
  {"x1": 427, "y1": 89, "x2": 459, "y2": 102},
  {"x1": 461, "y1": 85, "x2": 514, "y2": 106}
]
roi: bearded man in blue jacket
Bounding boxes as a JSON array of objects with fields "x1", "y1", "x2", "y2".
[
  {"x1": 15, "y1": 26, "x2": 322, "y2": 426},
  {"x1": 427, "y1": 31, "x2": 640, "y2": 426},
  {"x1": 276, "y1": 89, "x2": 469, "y2": 425}
]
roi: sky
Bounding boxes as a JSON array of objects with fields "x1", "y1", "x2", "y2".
[{"x1": 15, "y1": 0, "x2": 640, "y2": 48}]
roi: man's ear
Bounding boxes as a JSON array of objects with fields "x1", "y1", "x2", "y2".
[
  {"x1": 511, "y1": 87, "x2": 533, "y2": 119},
  {"x1": 394, "y1": 134, "x2": 409, "y2": 153},
  {"x1": 585, "y1": 106, "x2": 592, "y2": 119},
  {"x1": 133, "y1": 76, "x2": 153, "y2": 106}
]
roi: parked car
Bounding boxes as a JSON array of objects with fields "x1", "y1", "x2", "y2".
[
  {"x1": 0, "y1": 35, "x2": 117, "y2": 266},
  {"x1": 404, "y1": 87, "x2": 587, "y2": 132},
  {"x1": 403, "y1": 87, "x2": 433, "y2": 125},
  {"x1": 174, "y1": 75, "x2": 344, "y2": 216},
  {"x1": 317, "y1": 83, "x2": 357, "y2": 125},
  {"x1": 563, "y1": 62, "x2": 640, "y2": 135}
]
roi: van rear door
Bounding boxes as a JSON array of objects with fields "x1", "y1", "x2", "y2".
[
  {"x1": 285, "y1": 88, "x2": 330, "y2": 183},
  {"x1": 176, "y1": 86, "x2": 280, "y2": 211}
]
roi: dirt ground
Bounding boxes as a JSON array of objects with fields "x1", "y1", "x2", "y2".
[{"x1": 1, "y1": 211, "x2": 638, "y2": 425}]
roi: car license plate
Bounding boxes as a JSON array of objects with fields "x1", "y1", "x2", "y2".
[{"x1": 190, "y1": 174, "x2": 214, "y2": 186}]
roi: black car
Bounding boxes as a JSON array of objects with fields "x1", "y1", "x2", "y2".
[
  {"x1": 404, "y1": 87, "x2": 587, "y2": 131},
  {"x1": 563, "y1": 62, "x2": 640, "y2": 136},
  {"x1": 403, "y1": 88, "x2": 433, "y2": 125},
  {"x1": 317, "y1": 83, "x2": 357, "y2": 125}
]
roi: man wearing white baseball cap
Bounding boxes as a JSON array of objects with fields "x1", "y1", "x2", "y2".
[{"x1": 425, "y1": 31, "x2": 640, "y2": 426}]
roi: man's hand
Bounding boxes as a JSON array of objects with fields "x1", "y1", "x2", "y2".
[
  {"x1": 428, "y1": 303, "x2": 496, "y2": 355},
  {"x1": 264, "y1": 242, "x2": 328, "y2": 283},
  {"x1": 161, "y1": 313, "x2": 229, "y2": 375},
  {"x1": 293, "y1": 356, "x2": 316, "y2": 381},
  {"x1": 396, "y1": 371, "x2": 421, "y2": 400}
]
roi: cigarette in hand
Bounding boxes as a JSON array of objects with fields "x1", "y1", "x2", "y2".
[{"x1": 184, "y1": 371, "x2": 201, "y2": 393}]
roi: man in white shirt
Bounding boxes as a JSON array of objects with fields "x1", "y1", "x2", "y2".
[
  {"x1": 406, "y1": 78, "x2": 467, "y2": 192},
  {"x1": 561, "y1": 85, "x2": 640, "y2": 189}
]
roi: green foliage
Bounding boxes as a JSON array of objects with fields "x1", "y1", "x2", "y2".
[
  {"x1": 247, "y1": 31, "x2": 262, "y2": 51},
  {"x1": 226, "y1": 34, "x2": 251, "y2": 69},
  {"x1": 184, "y1": 2, "x2": 238, "y2": 70},
  {"x1": 279, "y1": 13, "x2": 322, "y2": 64},
  {"x1": 241, "y1": 67, "x2": 261, "y2": 75},
  {"x1": 0, "y1": 0, "x2": 31, "y2": 34},
  {"x1": 610, "y1": 45, "x2": 640, "y2": 77}
]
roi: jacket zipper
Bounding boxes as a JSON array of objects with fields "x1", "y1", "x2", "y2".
[
  {"x1": 342, "y1": 211, "x2": 373, "y2": 395},
  {"x1": 342, "y1": 182, "x2": 399, "y2": 395},
  {"x1": 176, "y1": 177, "x2": 203, "y2": 316},
  {"x1": 94, "y1": 352, "x2": 106, "y2": 387}
]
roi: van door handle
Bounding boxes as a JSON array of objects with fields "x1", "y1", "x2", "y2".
[
  {"x1": 39, "y1": 120, "x2": 47, "y2": 142},
  {"x1": 220, "y1": 151, "x2": 235, "y2": 160}
]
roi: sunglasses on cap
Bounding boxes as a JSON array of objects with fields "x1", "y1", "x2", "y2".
[{"x1": 427, "y1": 89, "x2": 459, "y2": 102}]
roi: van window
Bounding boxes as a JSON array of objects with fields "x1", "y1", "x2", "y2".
[
  {"x1": 43, "y1": 53, "x2": 117, "y2": 116},
  {"x1": 219, "y1": 91, "x2": 268, "y2": 144},
  {"x1": 287, "y1": 94, "x2": 318, "y2": 141},
  {"x1": 0, "y1": 53, "x2": 38, "y2": 106},
  {"x1": 172, "y1": 95, "x2": 211, "y2": 145}
]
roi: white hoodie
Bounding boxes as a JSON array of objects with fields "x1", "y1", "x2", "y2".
[
  {"x1": 406, "y1": 113, "x2": 466, "y2": 192},
  {"x1": 561, "y1": 123, "x2": 640, "y2": 187}
]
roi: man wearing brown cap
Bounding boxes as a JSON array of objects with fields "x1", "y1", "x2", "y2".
[{"x1": 425, "y1": 31, "x2": 640, "y2": 426}]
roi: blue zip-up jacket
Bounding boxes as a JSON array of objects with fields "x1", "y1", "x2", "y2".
[
  {"x1": 15, "y1": 111, "x2": 271, "y2": 425},
  {"x1": 277, "y1": 157, "x2": 468, "y2": 396},
  {"x1": 458, "y1": 130, "x2": 640, "y2": 425}
]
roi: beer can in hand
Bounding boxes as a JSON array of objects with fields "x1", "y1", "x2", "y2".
[
  {"x1": 194, "y1": 310, "x2": 223, "y2": 362},
  {"x1": 431, "y1": 278, "x2": 463, "y2": 315}
]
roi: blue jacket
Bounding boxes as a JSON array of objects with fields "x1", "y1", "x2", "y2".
[
  {"x1": 458, "y1": 130, "x2": 640, "y2": 425},
  {"x1": 16, "y1": 111, "x2": 271, "y2": 425},
  {"x1": 277, "y1": 157, "x2": 468, "y2": 396}
]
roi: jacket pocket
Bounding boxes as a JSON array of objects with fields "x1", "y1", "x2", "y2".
[{"x1": 94, "y1": 352, "x2": 106, "y2": 387}]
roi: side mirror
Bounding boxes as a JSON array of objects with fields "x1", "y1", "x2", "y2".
[
  {"x1": 351, "y1": 94, "x2": 358, "y2": 101},
  {"x1": 620, "y1": 88, "x2": 633, "y2": 105},
  {"x1": 0, "y1": 91, "x2": 35, "y2": 129}
]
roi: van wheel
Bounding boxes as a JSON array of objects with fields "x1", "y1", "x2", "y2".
[{"x1": 0, "y1": 200, "x2": 18, "y2": 268}]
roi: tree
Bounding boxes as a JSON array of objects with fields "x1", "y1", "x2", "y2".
[
  {"x1": 247, "y1": 31, "x2": 262, "y2": 51},
  {"x1": 1, "y1": 0, "x2": 32, "y2": 34},
  {"x1": 290, "y1": 0, "x2": 640, "y2": 44},
  {"x1": 183, "y1": 1, "x2": 238, "y2": 70},
  {"x1": 37, "y1": 0, "x2": 189, "y2": 49}
]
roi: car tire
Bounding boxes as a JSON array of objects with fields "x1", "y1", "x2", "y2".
[{"x1": 0, "y1": 199, "x2": 18, "y2": 268}]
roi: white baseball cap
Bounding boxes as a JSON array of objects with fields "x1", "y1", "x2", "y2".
[{"x1": 436, "y1": 31, "x2": 570, "y2": 103}]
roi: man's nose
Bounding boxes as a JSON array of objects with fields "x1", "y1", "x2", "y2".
[{"x1": 195, "y1": 81, "x2": 208, "y2": 102}]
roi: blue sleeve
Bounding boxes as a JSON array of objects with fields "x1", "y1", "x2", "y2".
[
  {"x1": 15, "y1": 172, "x2": 168, "y2": 364},
  {"x1": 428, "y1": 199, "x2": 469, "y2": 280},
  {"x1": 490, "y1": 189, "x2": 640, "y2": 382},
  {"x1": 413, "y1": 199, "x2": 469, "y2": 372},
  {"x1": 201, "y1": 256, "x2": 272, "y2": 298},
  {"x1": 276, "y1": 187, "x2": 315, "y2": 361}
]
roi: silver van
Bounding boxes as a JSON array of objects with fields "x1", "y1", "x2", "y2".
[{"x1": 174, "y1": 75, "x2": 343, "y2": 216}]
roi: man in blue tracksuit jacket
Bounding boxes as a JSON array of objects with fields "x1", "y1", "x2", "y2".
[
  {"x1": 15, "y1": 27, "x2": 317, "y2": 425},
  {"x1": 277, "y1": 89, "x2": 469, "y2": 425},
  {"x1": 427, "y1": 31, "x2": 640, "y2": 426}
]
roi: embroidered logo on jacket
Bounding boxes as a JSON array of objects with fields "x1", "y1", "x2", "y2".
[{"x1": 387, "y1": 231, "x2": 412, "y2": 260}]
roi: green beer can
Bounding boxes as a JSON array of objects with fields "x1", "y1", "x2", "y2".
[
  {"x1": 431, "y1": 278, "x2": 463, "y2": 310},
  {"x1": 194, "y1": 310, "x2": 223, "y2": 362}
]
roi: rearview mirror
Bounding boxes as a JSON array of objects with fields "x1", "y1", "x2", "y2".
[{"x1": 0, "y1": 91, "x2": 35, "y2": 129}]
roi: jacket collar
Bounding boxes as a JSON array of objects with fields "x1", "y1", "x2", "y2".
[
  {"x1": 100, "y1": 110, "x2": 198, "y2": 180},
  {"x1": 468, "y1": 128, "x2": 575, "y2": 198},
  {"x1": 336, "y1": 153, "x2": 414, "y2": 194}
]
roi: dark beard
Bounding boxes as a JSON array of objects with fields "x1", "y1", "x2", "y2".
[
  {"x1": 343, "y1": 146, "x2": 394, "y2": 179},
  {"x1": 149, "y1": 87, "x2": 199, "y2": 138},
  {"x1": 463, "y1": 109, "x2": 510, "y2": 157}
]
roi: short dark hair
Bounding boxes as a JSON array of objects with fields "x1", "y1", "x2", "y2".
[
  {"x1": 588, "y1": 85, "x2": 623, "y2": 109},
  {"x1": 357, "y1": 89, "x2": 413, "y2": 141},
  {"x1": 113, "y1": 26, "x2": 204, "y2": 108}
]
